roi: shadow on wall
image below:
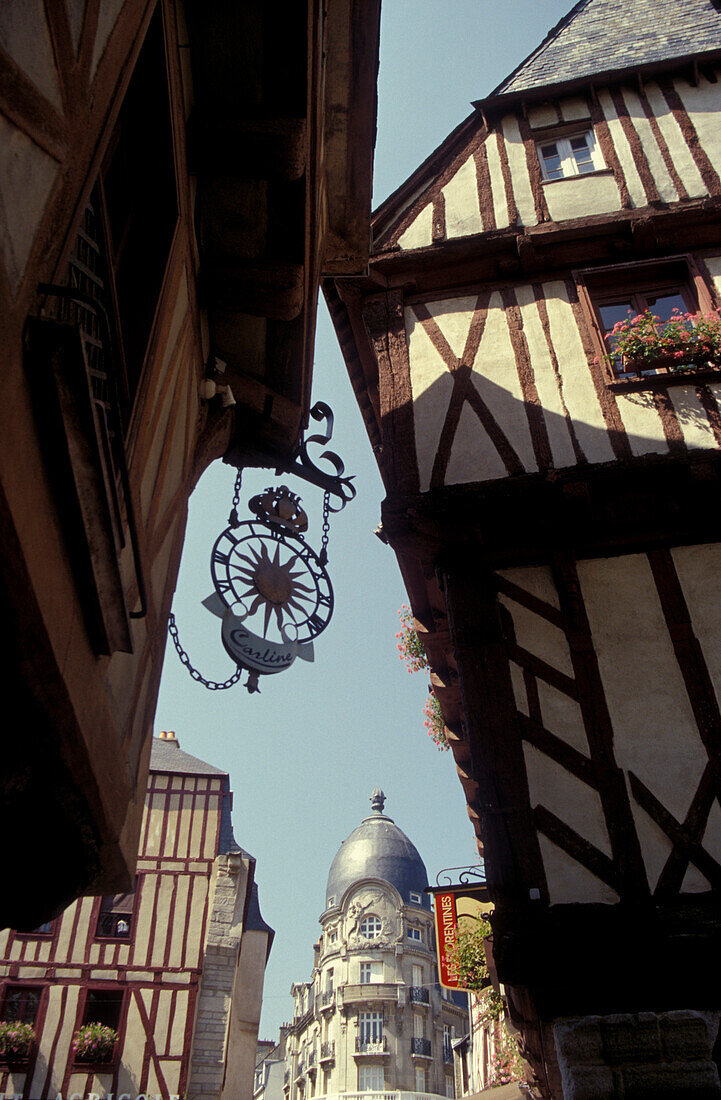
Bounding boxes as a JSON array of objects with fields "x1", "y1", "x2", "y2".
[{"x1": 405, "y1": 297, "x2": 721, "y2": 495}]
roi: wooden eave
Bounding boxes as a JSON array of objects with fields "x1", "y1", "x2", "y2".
[{"x1": 184, "y1": 0, "x2": 379, "y2": 473}]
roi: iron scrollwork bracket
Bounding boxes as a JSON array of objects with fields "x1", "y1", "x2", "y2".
[
  {"x1": 277, "y1": 401, "x2": 356, "y2": 511},
  {"x1": 435, "y1": 863, "x2": 486, "y2": 888}
]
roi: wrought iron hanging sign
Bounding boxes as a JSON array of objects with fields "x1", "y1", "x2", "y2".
[{"x1": 168, "y1": 402, "x2": 354, "y2": 694}]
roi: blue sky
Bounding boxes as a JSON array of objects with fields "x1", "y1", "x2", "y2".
[{"x1": 155, "y1": 0, "x2": 573, "y2": 1039}]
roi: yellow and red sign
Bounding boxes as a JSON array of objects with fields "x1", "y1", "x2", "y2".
[{"x1": 432, "y1": 886, "x2": 492, "y2": 990}]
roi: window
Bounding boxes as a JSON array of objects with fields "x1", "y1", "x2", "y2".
[
  {"x1": 327, "y1": 927, "x2": 337, "y2": 945},
  {"x1": 327, "y1": 896, "x2": 336, "y2": 908},
  {"x1": 412, "y1": 965, "x2": 423, "y2": 986},
  {"x1": 410, "y1": 891, "x2": 422, "y2": 904},
  {"x1": 415, "y1": 1067, "x2": 427, "y2": 1093},
  {"x1": 360, "y1": 962, "x2": 382, "y2": 984},
  {"x1": 358, "y1": 1065, "x2": 384, "y2": 1092},
  {"x1": 2, "y1": 987, "x2": 41, "y2": 1025},
  {"x1": 81, "y1": 988, "x2": 124, "y2": 1032},
  {"x1": 360, "y1": 916, "x2": 382, "y2": 939},
  {"x1": 414, "y1": 1013, "x2": 424, "y2": 1039},
  {"x1": 445, "y1": 1075, "x2": 455, "y2": 1098},
  {"x1": 96, "y1": 883, "x2": 136, "y2": 938},
  {"x1": 538, "y1": 130, "x2": 603, "y2": 180},
  {"x1": 358, "y1": 1012, "x2": 383, "y2": 1044},
  {"x1": 408, "y1": 926, "x2": 422, "y2": 942},
  {"x1": 576, "y1": 256, "x2": 717, "y2": 384},
  {"x1": 326, "y1": 969, "x2": 334, "y2": 993}
]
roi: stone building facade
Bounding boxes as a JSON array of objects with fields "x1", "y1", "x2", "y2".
[
  {"x1": 0, "y1": 732, "x2": 272, "y2": 1100},
  {"x1": 283, "y1": 791, "x2": 467, "y2": 1100}
]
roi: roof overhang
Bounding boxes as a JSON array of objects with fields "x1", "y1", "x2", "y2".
[{"x1": 185, "y1": 0, "x2": 380, "y2": 472}]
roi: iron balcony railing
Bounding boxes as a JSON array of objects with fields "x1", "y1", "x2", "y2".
[
  {"x1": 320, "y1": 1042, "x2": 335, "y2": 1061},
  {"x1": 443, "y1": 1044, "x2": 453, "y2": 1064},
  {"x1": 410, "y1": 1038, "x2": 432, "y2": 1058},
  {"x1": 355, "y1": 1037, "x2": 388, "y2": 1055},
  {"x1": 409, "y1": 987, "x2": 429, "y2": 1005},
  {"x1": 320, "y1": 990, "x2": 335, "y2": 1008}
]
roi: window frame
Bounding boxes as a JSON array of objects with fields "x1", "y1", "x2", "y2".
[
  {"x1": 1, "y1": 984, "x2": 44, "y2": 1027},
  {"x1": 359, "y1": 915, "x2": 382, "y2": 940},
  {"x1": 94, "y1": 879, "x2": 138, "y2": 942},
  {"x1": 74, "y1": 986, "x2": 126, "y2": 1066},
  {"x1": 358, "y1": 1064, "x2": 385, "y2": 1092},
  {"x1": 407, "y1": 925, "x2": 423, "y2": 943},
  {"x1": 575, "y1": 254, "x2": 720, "y2": 391},
  {"x1": 537, "y1": 127, "x2": 604, "y2": 181}
]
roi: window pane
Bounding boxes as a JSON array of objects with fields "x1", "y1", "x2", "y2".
[
  {"x1": 570, "y1": 133, "x2": 594, "y2": 173},
  {"x1": 646, "y1": 292, "x2": 687, "y2": 322},
  {"x1": 539, "y1": 143, "x2": 563, "y2": 180},
  {"x1": 3, "y1": 988, "x2": 40, "y2": 1025}
]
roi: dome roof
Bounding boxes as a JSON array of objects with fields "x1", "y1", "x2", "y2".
[{"x1": 325, "y1": 790, "x2": 430, "y2": 909}]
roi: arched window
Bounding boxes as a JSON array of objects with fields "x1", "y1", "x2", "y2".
[{"x1": 359, "y1": 915, "x2": 382, "y2": 939}]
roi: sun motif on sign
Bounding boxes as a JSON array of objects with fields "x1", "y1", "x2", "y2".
[{"x1": 231, "y1": 540, "x2": 315, "y2": 637}]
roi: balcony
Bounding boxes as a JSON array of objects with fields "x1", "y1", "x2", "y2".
[
  {"x1": 295, "y1": 1062, "x2": 305, "y2": 1079},
  {"x1": 355, "y1": 1037, "x2": 389, "y2": 1056},
  {"x1": 408, "y1": 987, "x2": 429, "y2": 1006},
  {"x1": 320, "y1": 1041, "x2": 336, "y2": 1062},
  {"x1": 320, "y1": 990, "x2": 336, "y2": 1011},
  {"x1": 341, "y1": 983, "x2": 400, "y2": 1006},
  {"x1": 410, "y1": 1039, "x2": 432, "y2": 1058},
  {"x1": 308, "y1": 1050, "x2": 317, "y2": 1069},
  {"x1": 284, "y1": 1071, "x2": 290, "y2": 1087}
]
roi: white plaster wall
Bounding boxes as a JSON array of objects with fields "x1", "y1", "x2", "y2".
[
  {"x1": 443, "y1": 157, "x2": 482, "y2": 238},
  {"x1": 621, "y1": 87, "x2": 679, "y2": 203},
  {"x1": 645, "y1": 80, "x2": 708, "y2": 198},
  {"x1": 674, "y1": 74, "x2": 721, "y2": 179},
  {"x1": 543, "y1": 171, "x2": 621, "y2": 221},
  {"x1": 578, "y1": 553, "x2": 712, "y2": 891},
  {"x1": 500, "y1": 115, "x2": 536, "y2": 226},
  {"x1": 397, "y1": 202, "x2": 433, "y2": 250}
]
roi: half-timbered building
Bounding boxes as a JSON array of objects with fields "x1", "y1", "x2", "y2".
[
  {"x1": 0, "y1": 0, "x2": 380, "y2": 929},
  {"x1": 0, "y1": 730, "x2": 273, "y2": 1100},
  {"x1": 326, "y1": 0, "x2": 721, "y2": 1094}
]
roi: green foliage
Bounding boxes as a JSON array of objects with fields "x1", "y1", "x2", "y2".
[{"x1": 448, "y1": 917, "x2": 492, "y2": 990}]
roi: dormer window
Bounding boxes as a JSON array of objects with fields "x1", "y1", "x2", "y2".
[
  {"x1": 360, "y1": 915, "x2": 382, "y2": 939},
  {"x1": 409, "y1": 891, "x2": 422, "y2": 904},
  {"x1": 537, "y1": 131, "x2": 602, "y2": 180},
  {"x1": 327, "y1": 896, "x2": 336, "y2": 908}
]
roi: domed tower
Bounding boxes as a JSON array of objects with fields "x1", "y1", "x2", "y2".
[{"x1": 283, "y1": 792, "x2": 467, "y2": 1100}]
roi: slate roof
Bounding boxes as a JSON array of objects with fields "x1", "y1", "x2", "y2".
[
  {"x1": 493, "y1": 0, "x2": 721, "y2": 98},
  {"x1": 150, "y1": 736, "x2": 227, "y2": 776}
]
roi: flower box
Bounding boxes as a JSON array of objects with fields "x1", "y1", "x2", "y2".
[
  {"x1": 71, "y1": 1023, "x2": 118, "y2": 1065},
  {"x1": 0, "y1": 1021, "x2": 35, "y2": 1061},
  {"x1": 602, "y1": 307, "x2": 721, "y2": 384}
]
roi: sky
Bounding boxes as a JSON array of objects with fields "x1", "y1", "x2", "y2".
[{"x1": 154, "y1": 0, "x2": 573, "y2": 1040}]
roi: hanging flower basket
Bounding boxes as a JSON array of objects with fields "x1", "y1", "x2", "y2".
[
  {"x1": 601, "y1": 308, "x2": 721, "y2": 378},
  {"x1": 0, "y1": 1021, "x2": 34, "y2": 1061},
  {"x1": 72, "y1": 1022, "x2": 118, "y2": 1064}
]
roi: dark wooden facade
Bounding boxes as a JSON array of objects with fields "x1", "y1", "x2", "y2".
[
  {"x1": 0, "y1": 0, "x2": 380, "y2": 929},
  {"x1": 327, "y1": 1, "x2": 721, "y2": 1093}
]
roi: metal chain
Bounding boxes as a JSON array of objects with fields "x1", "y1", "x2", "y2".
[
  {"x1": 228, "y1": 469, "x2": 243, "y2": 528},
  {"x1": 319, "y1": 490, "x2": 331, "y2": 565},
  {"x1": 168, "y1": 612, "x2": 242, "y2": 690}
]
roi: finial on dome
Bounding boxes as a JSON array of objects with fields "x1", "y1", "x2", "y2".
[{"x1": 370, "y1": 788, "x2": 386, "y2": 814}]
